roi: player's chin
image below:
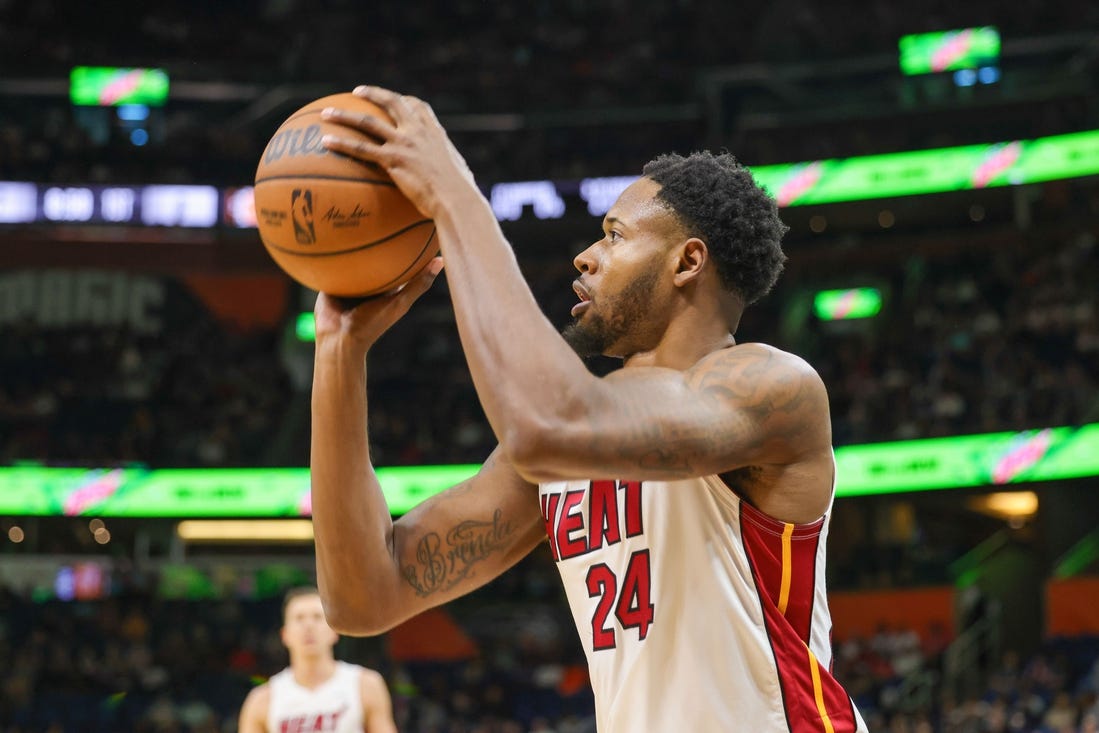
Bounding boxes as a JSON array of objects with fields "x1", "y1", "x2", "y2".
[{"x1": 561, "y1": 322, "x2": 602, "y2": 358}]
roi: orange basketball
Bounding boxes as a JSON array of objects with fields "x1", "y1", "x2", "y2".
[{"x1": 253, "y1": 93, "x2": 437, "y2": 297}]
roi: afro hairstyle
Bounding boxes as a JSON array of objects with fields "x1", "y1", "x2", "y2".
[{"x1": 643, "y1": 151, "x2": 788, "y2": 304}]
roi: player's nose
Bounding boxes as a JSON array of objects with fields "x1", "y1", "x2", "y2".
[{"x1": 573, "y1": 243, "x2": 598, "y2": 274}]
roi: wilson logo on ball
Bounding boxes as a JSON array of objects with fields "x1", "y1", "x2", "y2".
[{"x1": 264, "y1": 124, "x2": 327, "y2": 164}]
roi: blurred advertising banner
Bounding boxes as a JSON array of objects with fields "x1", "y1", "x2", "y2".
[
  {"x1": 0, "y1": 269, "x2": 289, "y2": 333},
  {"x1": 2, "y1": 423, "x2": 1098, "y2": 517}
]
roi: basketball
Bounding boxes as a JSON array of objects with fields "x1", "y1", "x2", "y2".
[{"x1": 253, "y1": 93, "x2": 437, "y2": 297}]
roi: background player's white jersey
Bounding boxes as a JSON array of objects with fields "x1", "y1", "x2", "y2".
[
  {"x1": 267, "y1": 661, "x2": 364, "y2": 733},
  {"x1": 539, "y1": 473, "x2": 869, "y2": 733}
]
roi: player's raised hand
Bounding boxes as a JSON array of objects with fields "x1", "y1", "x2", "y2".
[
  {"x1": 313, "y1": 257, "x2": 444, "y2": 351},
  {"x1": 320, "y1": 86, "x2": 478, "y2": 220}
]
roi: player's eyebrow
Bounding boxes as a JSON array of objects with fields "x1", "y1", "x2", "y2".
[{"x1": 603, "y1": 215, "x2": 630, "y2": 230}]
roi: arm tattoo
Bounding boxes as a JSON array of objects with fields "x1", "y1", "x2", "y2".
[
  {"x1": 597, "y1": 347, "x2": 822, "y2": 475},
  {"x1": 401, "y1": 509, "x2": 515, "y2": 597},
  {"x1": 636, "y1": 447, "x2": 691, "y2": 472},
  {"x1": 699, "y1": 349, "x2": 812, "y2": 419}
]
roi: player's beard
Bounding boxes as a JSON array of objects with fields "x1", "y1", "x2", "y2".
[{"x1": 562, "y1": 269, "x2": 659, "y2": 358}]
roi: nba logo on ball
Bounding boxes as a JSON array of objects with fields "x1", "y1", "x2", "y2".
[
  {"x1": 291, "y1": 189, "x2": 315, "y2": 244},
  {"x1": 254, "y1": 92, "x2": 438, "y2": 296}
]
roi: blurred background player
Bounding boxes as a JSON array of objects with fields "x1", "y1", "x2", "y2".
[{"x1": 237, "y1": 587, "x2": 396, "y2": 733}]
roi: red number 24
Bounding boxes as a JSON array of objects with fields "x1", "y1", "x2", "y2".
[{"x1": 585, "y1": 550, "x2": 655, "y2": 651}]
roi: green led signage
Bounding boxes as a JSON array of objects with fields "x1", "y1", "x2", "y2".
[
  {"x1": 899, "y1": 27, "x2": 1000, "y2": 76},
  {"x1": 70, "y1": 67, "x2": 170, "y2": 107},
  {"x1": 2, "y1": 425, "x2": 1097, "y2": 517},
  {"x1": 814, "y1": 288, "x2": 882, "y2": 320},
  {"x1": 750, "y1": 130, "x2": 1099, "y2": 208},
  {"x1": 295, "y1": 312, "x2": 316, "y2": 342},
  {"x1": 834, "y1": 425, "x2": 1099, "y2": 496}
]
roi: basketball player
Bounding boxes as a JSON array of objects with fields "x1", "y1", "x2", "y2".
[
  {"x1": 309, "y1": 86, "x2": 869, "y2": 731},
  {"x1": 238, "y1": 587, "x2": 397, "y2": 733}
]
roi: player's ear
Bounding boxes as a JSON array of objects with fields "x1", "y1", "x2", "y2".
[{"x1": 673, "y1": 238, "x2": 707, "y2": 287}]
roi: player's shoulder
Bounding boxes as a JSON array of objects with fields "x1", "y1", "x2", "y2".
[
  {"x1": 346, "y1": 664, "x2": 384, "y2": 685},
  {"x1": 354, "y1": 666, "x2": 391, "y2": 699},
  {"x1": 245, "y1": 681, "x2": 272, "y2": 699},
  {"x1": 692, "y1": 342, "x2": 823, "y2": 386},
  {"x1": 242, "y1": 682, "x2": 272, "y2": 712},
  {"x1": 712, "y1": 341, "x2": 814, "y2": 367}
]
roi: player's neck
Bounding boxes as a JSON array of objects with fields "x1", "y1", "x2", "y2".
[
  {"x1": 623, "y1": 308, "x2": 737, "y2": 370},
  {"x1": 289, "y1": 654, "x2": 338, "y2": 689},
  {"x1": 622, "y1": 286, "x2": 741, "y2": 369}
]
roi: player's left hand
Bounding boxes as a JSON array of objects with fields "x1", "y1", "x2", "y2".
[{"x1": 320, "y1": 86, "x2": 478, "y2": 220}]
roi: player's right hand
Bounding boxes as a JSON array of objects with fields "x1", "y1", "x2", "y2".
[{"x1": 313, "y1": 257, "x2": 443, "y2": 351}]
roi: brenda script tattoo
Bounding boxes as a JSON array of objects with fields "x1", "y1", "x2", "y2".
[{"x1": 402, "y1": 509, "x2": 515, "y2": 596}]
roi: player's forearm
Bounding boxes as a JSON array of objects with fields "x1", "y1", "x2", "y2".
[
  {"x1": 310, "y1": 338, "x2": 401, "y2": 632},
  {"x1": 433, "y1": 188, "x2": 593, "y2": 458}
]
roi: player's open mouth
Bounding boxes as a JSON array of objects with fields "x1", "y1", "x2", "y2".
[{"x1": 571, "y1": 281, "x2": 591, "y2": 317}]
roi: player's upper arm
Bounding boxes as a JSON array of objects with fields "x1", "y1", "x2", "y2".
[
  {"x1": 330, "y1": 446, "x2": 545, "y2": 635},
  {"x1": 238, "y1": 684, "x2": 270, "y2": 733},
  {"x1": 360, "y1": 668, "x2": 397, "y2": 733},
  {"x1": 507, "y1": 343, "x2": 831, "y2": 483}
]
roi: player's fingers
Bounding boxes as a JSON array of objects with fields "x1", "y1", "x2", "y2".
[
  {"x1": 353, "y1": 85, "x2": 413, "y2": 123},
  {"x1": 320, "y1": 107, "x2": 395, "y2": 141},
  {"x1": 376, "y1": 257, "x2": 443, "y2": 301},
  {"x1": 409, "y1": 257, "x2": 444, "y2": 295},
  {"x1": 411, "y1": 97, "x2": 440, "y2": 126},
  {"x1": 321, "y1": 134, "x2": 388, "y2": 165},
  {"x1": 395, "y1": 257, "x2": 444, "y2": 304}
]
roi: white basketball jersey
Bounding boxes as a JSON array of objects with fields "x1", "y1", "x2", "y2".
[
  {"x1": 267, "y1": 661, "x2": 364, "y2": 733},
  {"x1": 539, "y1": 474, "x2": 869, "y2": 733}
]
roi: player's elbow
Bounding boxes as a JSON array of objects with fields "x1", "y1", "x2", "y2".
[
  {"x1": 323, "y1": 606, "x2": 393, "y2": 637},
  {"x1": 502, "y1": 414, "x2": 575, "y2": 484},
  {"x1": 501, "y1": 377, "x2": 596, "y2": 481},
  {"x1": 320, "y1": 591, "x2": 396, "y2": 637}
]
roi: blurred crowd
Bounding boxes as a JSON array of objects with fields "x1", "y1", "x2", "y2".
[
  {"x1": 1, "y1": 0, "x2": 1097, "y2": 184},
  {"x1": 7, "y1": 0, "x2": 1096, "y2": 96},
  {"x1": 1, "y1": 570, "x2": 1097, "y2": 733},
  {"x1": 0, "y1": 552, "x2": 595, "y2": 733},
  {"x1": 3, "y1": 214, "x2": 1097, "y2": 470},
  {"x1": 0, "y1": 313, "x2": 291, "y2": 469},
  {"x1": 813, "y1": 227, "x2": 1099, "y2": 447},
  {"x1": 837, "y1": 628, "x2": 1099, "y2": 733}
]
